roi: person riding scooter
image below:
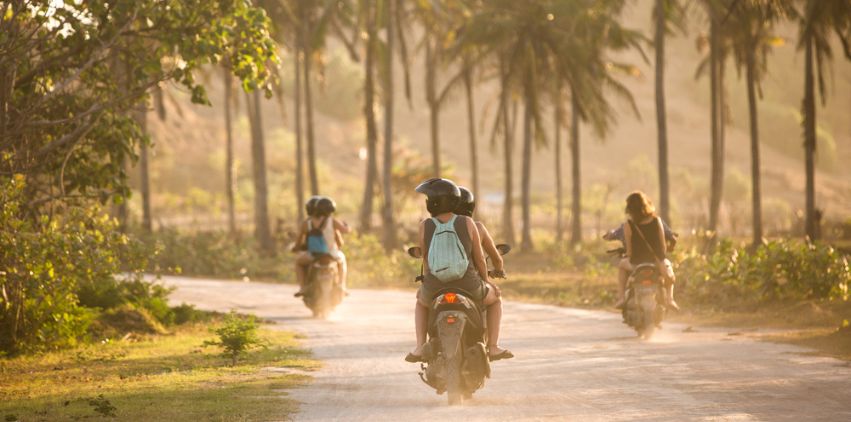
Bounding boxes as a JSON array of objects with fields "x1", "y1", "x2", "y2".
[
  {"x1": 454, "y1": 186, "x2": 513, "y2": 361},
  {"x1": 405, "y1": 178, "x2": 511, "y2": 363},
  {"x1": 292, "y1": 196, "x2": 350, "y2": 297},
  {"x1": 613, "y1": 191, "x2": 679, "y2": 310}
]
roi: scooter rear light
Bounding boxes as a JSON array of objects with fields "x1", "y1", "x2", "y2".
[
  {"x1": 442, "y1": 293, "x2": 458, "y2": 304},
  {"x1": 640, "y1": 279, "x2": 654, "y2": 286},
  {"x1": 446, "y1": 315, "x2": 457, "y2": 324}
]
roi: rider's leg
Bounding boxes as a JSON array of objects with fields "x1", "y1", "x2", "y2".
[
  {"x1": 409, "y1": 300, "x2": 429, "y2": 357},
  {"x1": 662, "y1": 259, "x2": 680, "y2": 310},
  {"x1": 294, "y1": 253, "x2": 312, "y2": 296},
  {"x1": 483, "y1": 284, "x2": 511, "y2": 358},
  {"x1": 337, "y1": 254, "x2": 348, "y2": 292},
  {"x1": 614, "y1": 258, "x2": 630, "y2": 308}
]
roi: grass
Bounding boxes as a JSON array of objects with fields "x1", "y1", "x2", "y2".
[{"x1": 0, "y1": 324, "x2": 318, "y2": 422}]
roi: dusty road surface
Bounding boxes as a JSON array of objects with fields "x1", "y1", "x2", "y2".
[{"x1": 165, "y1": 276, "x2": 851, "y2": 421}]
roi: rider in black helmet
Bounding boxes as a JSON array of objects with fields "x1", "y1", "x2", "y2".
[
  {"x1": 406, "y1": 179, "x2": 511, "y2": 362},
  {"x1": 292, "y1": 195, "x2": 350, "y2": 297},
  {"x1": 454, "y1": 186, "x2": 512, "y2": 360}
]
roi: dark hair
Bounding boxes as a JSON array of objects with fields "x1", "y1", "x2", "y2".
[{"x1": 625, "y1": 191, "x2": 656, "y2": 222}]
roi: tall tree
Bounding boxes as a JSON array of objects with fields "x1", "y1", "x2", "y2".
[
  {"x1": 520, "y1": 102, "x2": 534, "y2": 251},
  {"x1": 728, "y1": 0, "x2": 793, "y2": 246},
  {"x1": 463, "y1": 60, "x2": 480, "y2": 199},
  {"x1": 499, "y1": 56, "x2": 516, "y2": 245},
  {"x1": 223, "y1": 67, "x2": 238, "y2": 234},
  {"x1": 796, "y1": 0, "x2": 850, "y2": 241},
  {"x1": 381, "y1": 0, "x2": 398, "y2": 250},
  {"x1": 293, "y1": 32, "x2": 306, "y2": 222},
  {"x1": 700, "y1": 0, "x2": 732, "y2": 234},
  {"x1": 553, "y1": 83, "x2": 564, "y2": 242},
  {"x1": 569, "y1": 93, "x2": 582, "y2": 245},
  {"x1": 359, "y1": 0, "x2": 379, "y2": 232},
  {"x1": 137, "y1": 104, "x2": 152, "y2": 232},
  {"x1": 652, "y1": 0, "x2": 685, "y2": 225},
  {"x1": 246, "y1": 90, "x2": 274, "y2": 252},
  {"x1": 301, "y1": 3, "x2": 320, "y2": 195}
]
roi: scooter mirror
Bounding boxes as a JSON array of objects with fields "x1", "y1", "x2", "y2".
[
  {"x1": 407, "y1": 246, "x2": 423, "y2": 259},
  {"x1": 495, "y1": 244, "x2": 511, "y2": 256}
]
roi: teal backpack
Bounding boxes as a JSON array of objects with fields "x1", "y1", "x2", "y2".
[
  {"x1": 306, "y1": 217, "x2": 330, "y2": 255},
  {"x1": 427, "y1": 215, "x2": 469, "y2": 282}
]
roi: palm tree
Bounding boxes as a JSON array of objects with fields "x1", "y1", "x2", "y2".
[
  {"x1": 223, "y1": 66, "x2": 238, "y2": 234},
  {"x1": 698, "y1": 0, "x2": 733, "y2": 234},
  {"x1": 796, "y1": 0, "x2": 850, "y2": 241},
  {"x1": 246, "y1": 89, "x2": 274, "y2": 252},
  {"x1": 553, "y1": 81, "x2": 564, "y2": 243},
  {"x1": 137, "y1": 103, "x2": 151, "y2": 232},
  {"x1": 359, "y1": 0, "x2": 379, "y2": 232},
  {"x1": 459, "y1": 0, "x2": 643, "y2": 249},
  {"x1": 728, "y1": 0, "x2": 793, "y2": 246},
  {"x1": 381, "y1": 0, "x2": 398, "y2": 250},
  {"x1": 462, "y1": 58, "x2": 480, "y2": 197},
  {"x1": 653, "y1": 0, "x2": 686, "y2": 225}
]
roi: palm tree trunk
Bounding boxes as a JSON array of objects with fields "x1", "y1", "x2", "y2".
[
  {"x1": 223, "y1": 67, "x2": 237, "y2": 234},
  {"x1": 138, "y1": 107, "x2": 152, "y2": 232},
  {"x1": 302, "y1": 20, "x2": 320, "y2": 195},
  {"x1": 554, "y1": 101, "x2": 563, "y2": 243},
  {"x1": 520, "y1": 101, "x2": 533, "y2": 252},
  {"x1": 708, "y1": 14, "x2": 723, "y2": 233},
  {"x1": 293, "y1": 31, "x2": 305, "y2": 223},
  {"x1": 426, "y1": 41, "x2": 441, "y2": 177},
  {"x1": 247, "y1": 90, "x2": 273, "y2": 252},
  {"x1": 381, "y1": 0, "x2": 397, "y2": 250},
  {"x1": 654, "y1": 0, "x2": 670, "y2": 225},
  {"x1": 359, "y1": 0, "x2": 378, "y2": 232},
  {"x1": 569, "y1": 94, "x2": 581, "y2": 245},
  {"x1": 803, "y1": 34, "x2": 817, "y2": 241},
  {"x1": 499, "y1": 57, "x2": 515, "y2": 245},
  {"x1": 463, "y1": 62, "x2": 479, "y2": 196},
  {"x1": 745, "y1": 49, "x2": 763, "y2": 246}
]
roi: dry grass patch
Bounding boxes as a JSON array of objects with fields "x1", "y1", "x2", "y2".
[{"x1": 0, "y1": 324, "x2": 317, "y2": 421}]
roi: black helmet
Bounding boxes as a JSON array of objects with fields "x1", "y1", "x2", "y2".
[
  {"x1": 315, "y1": 196, "x2": 336, "y2": 216},
  {"x1": 305, "y1": 196, "x2": 321, "y2": 216},
  {"x1": 455, "y1": 186, "x2": 475, "y2": 217},
  {"x1": 415, "y1": 178, "x2": 461, "y2": 216}
]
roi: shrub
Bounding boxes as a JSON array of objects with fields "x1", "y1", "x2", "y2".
[
  {"x1": 0, "y1": 176, "x2": 149, "y2": 355},
  {"x1": 203, "y1": 312, "x2": 266, "y2": 365},
  {"x1": 675, "y1": 239, "x2": 850, "y2": 308}
]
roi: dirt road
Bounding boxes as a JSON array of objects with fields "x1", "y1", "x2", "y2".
[{"x1": 164, "y1": 276, "x2": 851, "y2": 421}]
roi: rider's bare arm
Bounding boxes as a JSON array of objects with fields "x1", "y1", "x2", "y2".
[
  {"x1": 476, "y1": 221, "x2": 504, "y2": 272},
  {"x1": 333, "y1": 218, "x2": 351, "y2": 234},
  {"x1": 466, "y1": 217, "x2": 491, "y2": 284},
  {"x1": 419, "y1": 219, "x2": 429, "y2": 274},
  {"x1": 657, "y1": 217, "x2": 667, "y2": 258}
]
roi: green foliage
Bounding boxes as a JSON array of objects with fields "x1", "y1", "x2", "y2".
[
  {"x1": 142, "y1": 228, "x2": 292, "y2": 281},
  {"x1": 0, "y1": 0, "x2": 278, "y2": 210},
  {"x1": 0, "y1": 176, "x2": 148, "y2": 354},
  {"x1": 203, "y1": 312, "x2": 266, "y2": 366},
  {"x1": 676, "y1": 239, "x2": 850, "y2": 307}
]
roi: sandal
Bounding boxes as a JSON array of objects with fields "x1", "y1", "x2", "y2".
[
  {"x1": 488, "y1": 349, "x2": 514, "y2": 361},
  {"x1": 404, "y1": 353, "x2": 423, "y2": 363}
]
